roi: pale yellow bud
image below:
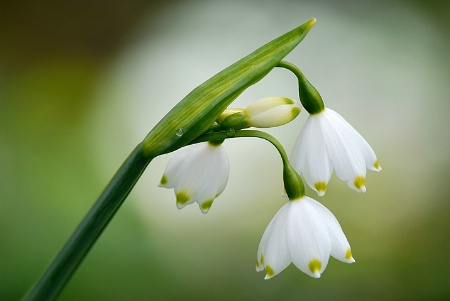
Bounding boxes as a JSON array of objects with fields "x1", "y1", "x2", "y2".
[{"x1": 245, "y1": 97, "x2": 300, "y2": 128}]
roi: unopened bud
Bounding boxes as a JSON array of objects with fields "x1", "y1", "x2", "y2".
[{"x1": 245, "y1": 97, "x2": 300, "y2": 128}]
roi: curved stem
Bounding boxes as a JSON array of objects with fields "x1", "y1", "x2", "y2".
[
  {"x1": 192, "y1": 129, "x2": 305, "y2": 198},
  {"x1": 24, "y1": 143, "x2": 153, "y2": 301},
  {"x1": 192, "y1": 129, "x2": 288, "y2": 163},
  {"x1": 276, "y1": 61, "x2": 325, "y2": 114},
  {"x1": 277, "y1": 60, "x2": 304, "y2": 79}
]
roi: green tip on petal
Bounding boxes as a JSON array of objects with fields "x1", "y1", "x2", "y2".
[
  {"x1": 291, "y1": 105, "x2": 301, "y2": 119},
  {"x1": 264, "y1": 265, "x2": 275, "y2": 280},
  {"x1": 345, "y1": 248, "x2": 352, "y2": 260},
  {"x1": 176, "y1": 191, "x2": 190, "y2": 207},
  {"x1": 374, "y1": 160, "x2": 382, "y2": 171},
  {"x1": 256, "y1": 254, "x2": 265, "y2": 271},
  {"x1": 314, "y1": 181, "x2": 327, "y2": 196},
  {"x1": 346, "y1": 248, "x2": 355, "y2": 263},
  {"x1": 283, "y1": 97, "x2": 296, "y2": 104},
  {"x1": 160, "y1": 174, "x2": 168, "y2": 185},
  {"x1": 200, "y1": 199, "x2": 214, "y2": 213},
  {"x1": 354, "y1": 176, "x2": 366, "y2": 192},
  {"x1": 308, "y1": 259, "x2": 322, "y2": 278}
]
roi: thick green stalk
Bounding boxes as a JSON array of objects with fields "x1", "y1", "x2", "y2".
[{"x1": 24, "y1": 143, "x2": 153, "y2": 301}]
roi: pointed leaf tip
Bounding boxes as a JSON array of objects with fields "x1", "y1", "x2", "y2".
[
  {"x1": 143, "y1": 17, "x2": 318, "y2": 157},
  {"x1": 308, "y1": 17, "x2": 317, "y2": 26}
]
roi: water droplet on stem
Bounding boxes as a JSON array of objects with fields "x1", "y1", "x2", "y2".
[
  {"x1": 176, "y1": 128, "x2": 184, "y2": 137},
  {"x1": 227, "y1": 128, "x2": 236, "y2": 137}
]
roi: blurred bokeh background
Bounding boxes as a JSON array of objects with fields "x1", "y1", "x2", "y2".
[{"x1": 1, "y1": 0, "x2": 449, "y2": 300}]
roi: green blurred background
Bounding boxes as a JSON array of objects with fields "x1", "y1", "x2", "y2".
[{"x1": 1, "y1": 1, "x2": 449, "y2": 300}]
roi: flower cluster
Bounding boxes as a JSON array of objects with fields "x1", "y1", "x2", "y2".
[{"x1": 159, "y1": 68, "x2": 380, "y2": 279}]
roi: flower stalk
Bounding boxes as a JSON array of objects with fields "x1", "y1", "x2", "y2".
[
  {"x1": 277, "y1": 60, "x2": 380, "y2": 195},
  {"x1": 277, "y1": 60, "x2": 324, "y2": 114},
  {"x1": 25, "y1": 143, "x2": 153, "y2": 301},
  {"x1": 24, "y1": 19, "x2": 316, "y2": 300},
  {"x1": 191, "y1": 129, "x2": 305, "y2": 199}
]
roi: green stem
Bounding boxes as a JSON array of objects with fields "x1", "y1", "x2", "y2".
[
  {"x1": 277, "y1": 61, "x2": 325, "y2": 114},
  {"x1": 24, "y1": 143, "x2": 153, "y2": 301},
  {"x1": 192, "y1": 129, "x2": 287, "y2": 162},
  {"x1": 192, "y1": 129, "x2": 305, "y2": 198}
]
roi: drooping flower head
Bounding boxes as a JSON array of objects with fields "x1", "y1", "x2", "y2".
[
  {"x1": 290, "y1": 108, "x2": 381, "y2": 196},
  {"x1": 276, "y1": 63, "x2": 381, "y2": 196},
  {"x1": 159, "y1": 141, "x2": 229, "y2": 213},
  {"x1": 256, "y1": 196, "x2": 354, "y2": 279}
]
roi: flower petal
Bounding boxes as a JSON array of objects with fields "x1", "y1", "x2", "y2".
[
  {"x1": 291, "y1": 107, "x2": 380, "y2": 194},
  {"x1": 319, "y1": 109, "x2": 368, "y2": 192},
  {"x1": 326, "y1": 109, "x2": 380, "y2": 173},
  {"x1": 257, "y1": 202, "x2": 291, "y2": 279},
  {"x1": 307, "y1": 197, "x2": 354, "y2": 263},
  {"x1": 290, "y1": 115, "x2": 332, "y2": 196},
  {"x1": 287, "y1": 197, "x2": 332, "y2": 278},
  {"x1": 159, "y1": 142, "x2": 229, "y2": 212},
  {"x1": 256, "y1": 196, "x2": 354, "y2": 279}
]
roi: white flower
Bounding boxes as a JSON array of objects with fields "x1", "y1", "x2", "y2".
[
  {"x1": 290, "y1": 108, "x2": 381, "y2": 196},
  {"x1": 159, "y1": 141, "x2": 229, "y2": 213},
  {"x1": 256, "y1": 196, "x2": 354, "y2": 279}
]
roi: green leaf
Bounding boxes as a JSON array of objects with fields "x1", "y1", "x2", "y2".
[{"x1": 143, "y1": 18, "x2": 316, "y2": 157}]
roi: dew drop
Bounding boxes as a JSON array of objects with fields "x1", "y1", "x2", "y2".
[
  {"x1": 227, "y1": 128, "x2": 236, "y2": 137},
  {"x1": 176, "y1": 128, "x2": 184, "y2": 137}
]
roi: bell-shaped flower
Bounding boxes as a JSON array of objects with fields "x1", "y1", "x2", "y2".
[
  {"x1": 290, "y1": 108, "x2": 381, "y2": 196},
  {"x1": 159, "y1": 141, "x2": 229, "y2": 213},
  {"x1": 217, "y1": 97, "x2": 300, "y2": 129},
  {"x1": 256, "y1": 196, "x2": 354, "y2": 279}
]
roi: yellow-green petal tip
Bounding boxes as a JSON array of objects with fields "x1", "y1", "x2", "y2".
[{"x1": 176, "y1": 191, "x2": 190, "y2": 206}]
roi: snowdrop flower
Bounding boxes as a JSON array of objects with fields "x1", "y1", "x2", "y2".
[
  {"x1": 159, "y1": 141, "x2": 229, "y2": 213},
  {"x1": 290, "y1": 108, "x2": 381, "y2": 196},
  {"x1": 256, "y1": 196, "x2": 354, "y2": 279}
]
